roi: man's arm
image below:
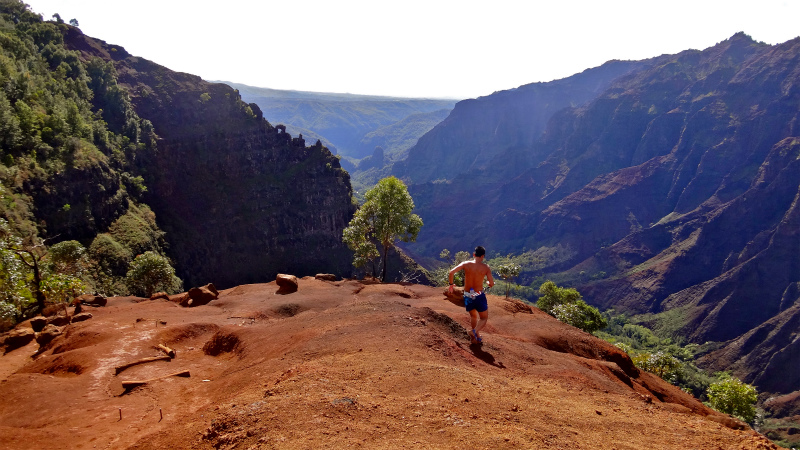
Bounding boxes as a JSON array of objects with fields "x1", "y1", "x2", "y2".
[
  {"x1": 486, "y1": 267, "x2": 495, "y2": 289},
  {"x1": 448, "y1": 262, "x2": 465, "y2": 292}
]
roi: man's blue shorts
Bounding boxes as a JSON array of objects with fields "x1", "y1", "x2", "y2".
[{"x1": 464, "y1": 292, "x2": 488, "y2": 313}]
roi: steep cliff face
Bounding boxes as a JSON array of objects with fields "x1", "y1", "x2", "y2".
[
  {"x1": 63, "y1": 29, "x2": 356, "y2": 288},
  {"x1": 396, "y1": 33, "x2": 800, "y2": 397}
]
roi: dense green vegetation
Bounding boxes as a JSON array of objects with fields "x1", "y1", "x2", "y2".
[{"x1": 0, "y1": 1, "x2": 180, "y2": 329}]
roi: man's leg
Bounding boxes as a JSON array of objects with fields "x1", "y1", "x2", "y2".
[
  {"x1": 469, "y1": 309, "x2": 479, "y2": 343},
  {"x1": 474, "y1": 310, "x2": 488, "y2": 338}
]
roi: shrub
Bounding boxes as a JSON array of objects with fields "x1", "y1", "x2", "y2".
[
  {"x1": 706, "y1": 375, "x2": 758, "y2": 423},
  {"x1": 537, "y1": 281, "x2": 607, "y2": 333},
  {"x1": 551, "y1": 300, "x2": 608, "y2": 334},
  {"x1": 41, "y1": 273, "x2": 85, "y2": 304},
  {"x1": 125, "y1": 251, "x2": 182, "y2": 297}
]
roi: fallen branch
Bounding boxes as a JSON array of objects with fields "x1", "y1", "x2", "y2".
[
  {"x1": 155, "y1": 344, "x2": 176, "y2": 358},
  {"x1": 121, "y1": 370, "x2": 190, "y2": 390},
  {"x1": 114, "y1": 355, "x2": 172, "y2": 375}
]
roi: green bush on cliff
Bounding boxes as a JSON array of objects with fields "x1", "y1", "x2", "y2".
[
  {"x1": 706, "y1": 374, "x2": 758, "y2": 423},
  {"x1": 125, "y1": 251, "x2": 181, "y2": 297},
  {"x1": 536, "y1": 281, "x2": 607, "y2": 333}
]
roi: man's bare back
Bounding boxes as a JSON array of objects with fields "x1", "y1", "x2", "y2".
[{"x1": 451, "y1": 259, "x2": 493, "y2": 293}]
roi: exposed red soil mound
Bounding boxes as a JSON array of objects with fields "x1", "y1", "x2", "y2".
[{"x1": 0, "y1": 279, "x2": 777, "y2": 449}]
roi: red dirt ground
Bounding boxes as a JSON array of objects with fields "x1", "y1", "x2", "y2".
[{"x1": 0, "y1": 278, "x2": 779, "y2": 449}]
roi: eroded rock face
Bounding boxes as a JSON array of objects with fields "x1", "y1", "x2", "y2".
[{"x1": 62, "y1": 29, "x2": 357, "y2": 291}]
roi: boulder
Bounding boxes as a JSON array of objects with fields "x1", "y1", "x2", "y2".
[
  {"x1": 2, "y1": 328, "x2": 35, "y2": 353},
  {"x1": 35, "y1": 324, "x2": 62, "y2": 347},
  {"x1": 74, "y1": 294, "x2": 107, "y2": 307},
  {"x1": 71, "y1": 312, "x2": 93, "y2": 323},
  {"x1": 276, "y1": 274, "x2": 298, "y2": 293},
  {"x1": 181, "y1": 284, "x2": 219, "y2": 307},
  {"x1": 29, "y1": 316, "x2": 47, "y2": 332},
  {"x1": 315, "y1": 273, "x2": 336, "y2": 282},
  {"x1": 47, "y1": 315, "x2": 71, "y2": 327}
]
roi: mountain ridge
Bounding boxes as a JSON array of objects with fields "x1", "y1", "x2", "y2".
[{"x1": 392, "y1": 33, "x2": 800, "y2": 404}]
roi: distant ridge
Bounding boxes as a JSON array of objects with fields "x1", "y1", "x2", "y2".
[{"x1": 220, "y1": 81, "x2": 458, "y2": 159}]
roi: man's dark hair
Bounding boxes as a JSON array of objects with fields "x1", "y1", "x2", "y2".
[{"x1": 475, "y1": 246, "x2": 486, "y2": 257}]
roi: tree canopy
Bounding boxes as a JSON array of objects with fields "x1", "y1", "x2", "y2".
[{"x1": 342, "y1": 176, "x2": 422, "y2": 281}]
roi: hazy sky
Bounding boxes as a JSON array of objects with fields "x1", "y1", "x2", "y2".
[{"x1": 24, "y1": 0, "x2": 800, "y2": 99}]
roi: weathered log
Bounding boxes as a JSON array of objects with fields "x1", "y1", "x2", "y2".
[
  {"x1": 156, "y1": 344, "x2": 176, "y2": 358},
  {"x1": 121, "y1": 370, "x2": 190, "y2": 390},
  {"x1": 114, "y1": 355, "x2": 172, "y2": 375}
]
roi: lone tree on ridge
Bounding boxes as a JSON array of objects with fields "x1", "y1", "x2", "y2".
[{"x1": 342, "y1": 176, "x2": 423, "y2": 281}]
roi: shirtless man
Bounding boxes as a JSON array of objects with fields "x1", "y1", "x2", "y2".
[{"x1": 448, "y1": 246, "x2": 495, "y2": 344}]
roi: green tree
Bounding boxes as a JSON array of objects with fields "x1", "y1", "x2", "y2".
[
  {"x1": 125, "y1": 251, "x2": 182, "y2": 297},
  {"x1": 706, "y1": 375, "x2": 758, "y2": 423},
  {"x1": 537, "y1": 281, "x2": 607, "y2": 333},
  {"x1": 342, "y1": 176, "x2": 422, "y2": 281},
  {"x1": 495, "y1": 262, "x2": 520, "y2": 298}
]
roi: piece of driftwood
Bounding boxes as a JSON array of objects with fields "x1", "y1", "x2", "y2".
[
  {"x1": 114, "y1": 355, "x2": 172, "y2": 375},
  {"x1": 156, "y1": 344, "x2": 176, "y2": 358},
  {"x1": 121, "y1": 370, "x2": 190, "y2": 390}
]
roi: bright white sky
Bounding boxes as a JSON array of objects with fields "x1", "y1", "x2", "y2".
[{"x1": 24, "y1": 0, "x2": 800, "y2": 99}]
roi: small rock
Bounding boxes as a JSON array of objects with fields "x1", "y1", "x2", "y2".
[
  {"x1": 315, "y1": 273, "x2": 336, "y2": 281},
  {"x1": 71, "y1": 312, "x2": 93, "y2": 323},
  {"x1": 149, "y1": 292, "x2": 170, "y2": 301},
  {"x1": 276, "y1": 274, "x2": 298, "y2": 293}
]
